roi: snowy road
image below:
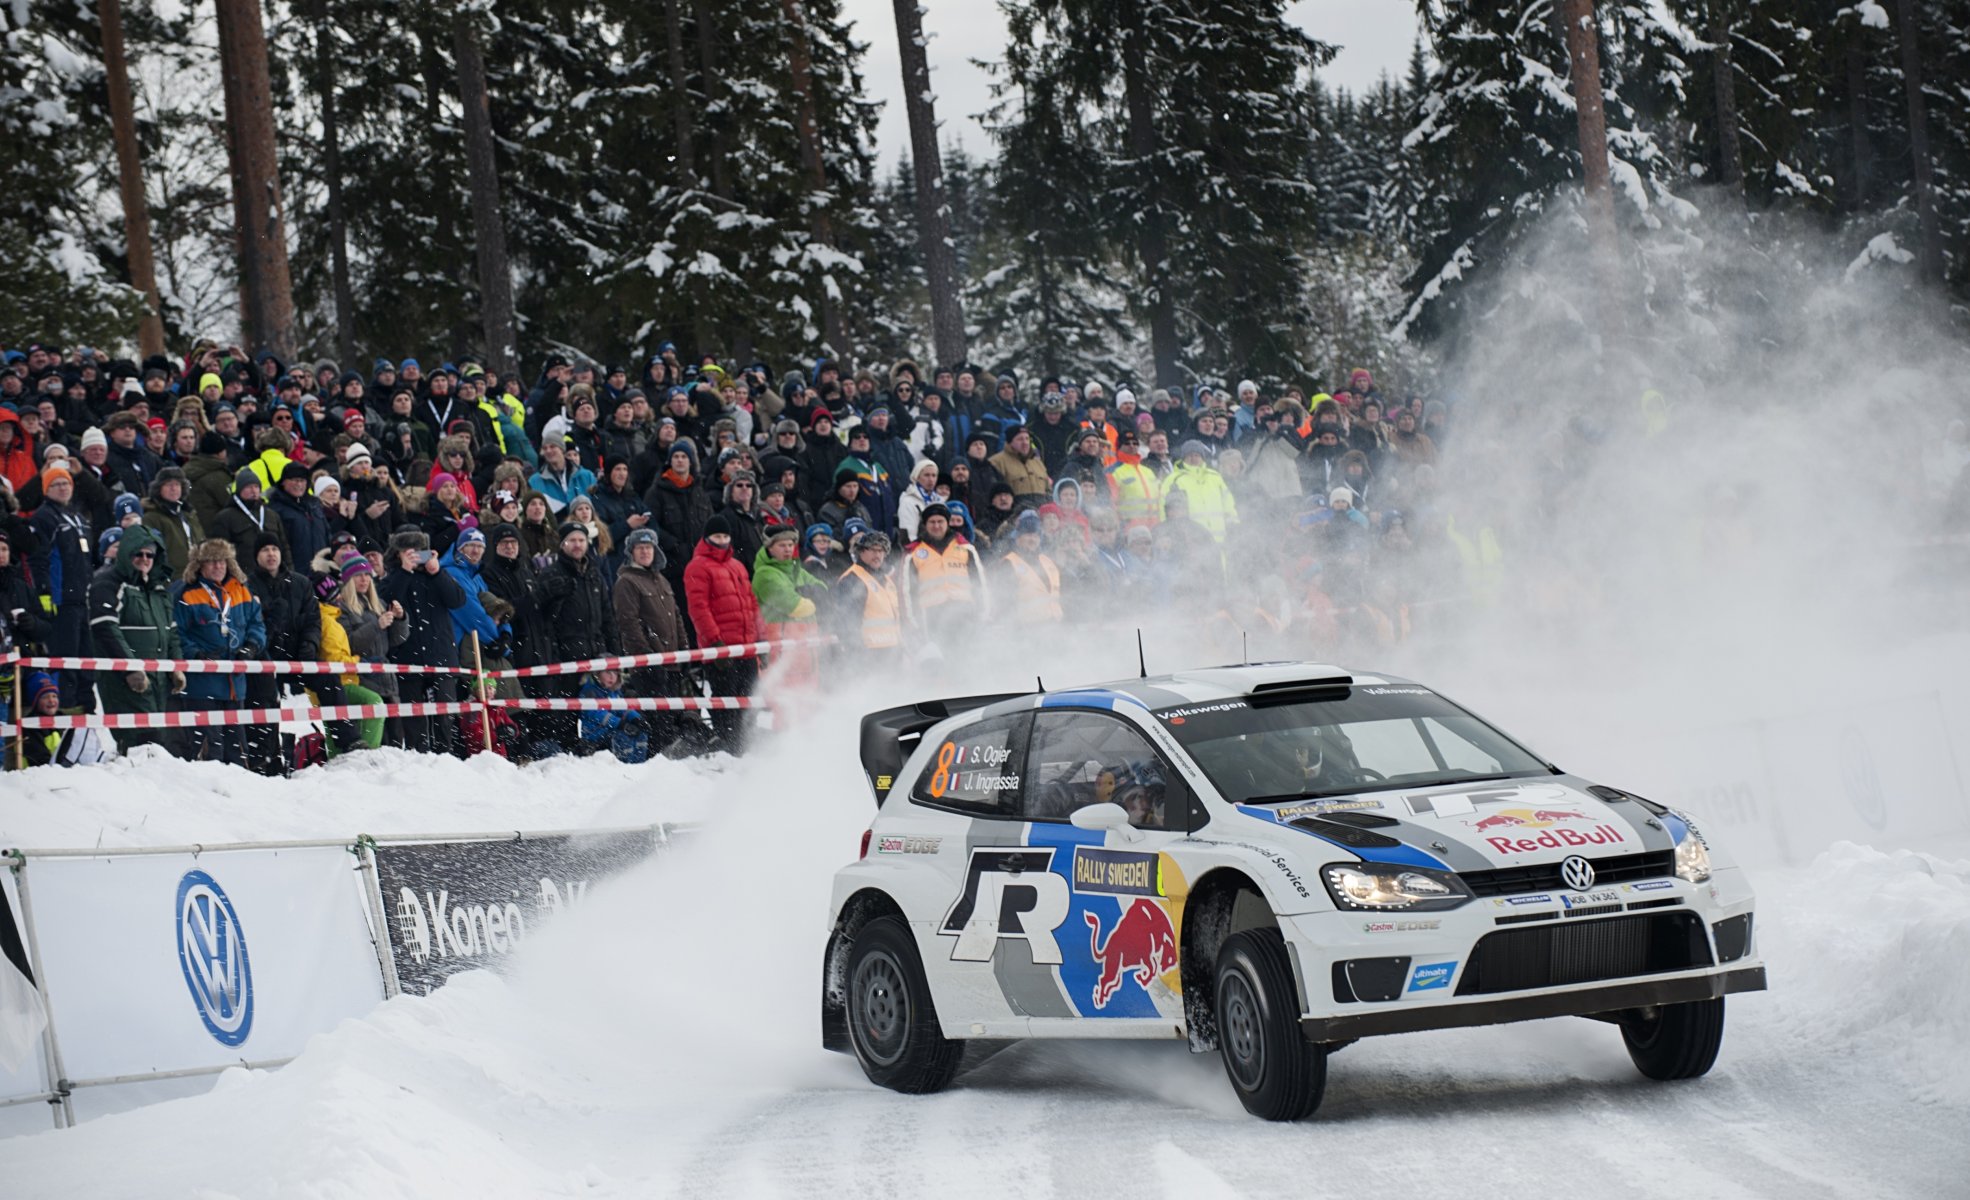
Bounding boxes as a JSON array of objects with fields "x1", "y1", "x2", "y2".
[
  {"x1": 4, "y1": 645, "x2": 1968, "y2": 1198},
  {"x1": 4, "y1": 819, "x2": 1964, "y2": 1199}
]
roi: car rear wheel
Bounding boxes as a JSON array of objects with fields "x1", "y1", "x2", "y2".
[
  {"x1": 1621, "y1": 996, "x2": 1726, "y2": 1081},
  {"x1": 845, "y1": 916, "x2": 963, "y2": 1094},
  {"x1": 1215, "y1": 928, "x2": 1327, "y2": 1121}
]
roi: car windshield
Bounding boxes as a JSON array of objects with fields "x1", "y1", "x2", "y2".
[{"x1": 1153, "y1": 686, "x2": 1552, "y2": 805}]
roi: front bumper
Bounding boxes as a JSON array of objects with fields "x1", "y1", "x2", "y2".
[
  {"x1": 1284, "y1": 869, "x2": 1762, "y2": 1042},
  {"x1": 1301, "y1": 964, "x2": 1767, "y2": 1041}
]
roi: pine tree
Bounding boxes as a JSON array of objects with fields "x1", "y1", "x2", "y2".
[
  {"x1": 0, "y1": 2, "x2": 143, "y2": 346},
  {"x1": 1394, "y1": 1, "x2": 1689, "y2": 345},
  {"x1": 989, "y1": 0, "x2": 1332, "y2": 386}
]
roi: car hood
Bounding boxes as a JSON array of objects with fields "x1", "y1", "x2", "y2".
[{"x1": 1235, "y1": 776, "x2": 1681, "y2": 873}]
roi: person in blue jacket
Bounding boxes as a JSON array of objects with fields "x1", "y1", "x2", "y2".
[
  {"x1": 175, "y1": 537, "x2": 266, "y2": 765},
  {"x1": 439, "y1": 528, "x2": 503, "y2": 653},
  {"x1": 577, "y1": 668, "x2": 650, "y2": 762}
]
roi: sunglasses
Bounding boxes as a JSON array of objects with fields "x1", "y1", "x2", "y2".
[{"x1": 129, "y1": 549, "x2": 157, "y2": 559}]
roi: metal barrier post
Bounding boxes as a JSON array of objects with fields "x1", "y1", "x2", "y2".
[
  {"x1": 8, "y1": 856, "x2": 74, "y2": 1128},
  {"x1": 353, "y1": 837, "x2": 403, "y2": 999}
]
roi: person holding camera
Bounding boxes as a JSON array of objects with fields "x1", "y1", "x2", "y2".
[{"x1": 378, "y1": 528, "x2": 469, "y2": 754}]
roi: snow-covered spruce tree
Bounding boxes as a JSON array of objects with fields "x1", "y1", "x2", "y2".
[
  {"x1": 988, "y1": 0, "x2": 1331, "y2": 389},
  {"x1": 0, "y1": 2, "x2": 144, "y2": 347},
  {"x1": 966, "y1": 77, "x2": 1138, "y2": 385},
  {"x1": 1394, "y1": 1, "x2": 1692, "y2": 350}
]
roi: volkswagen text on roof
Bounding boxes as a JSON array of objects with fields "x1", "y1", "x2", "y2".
[{"x1": 822, "y1": 664, "x2": 1764, "y2": 1120}]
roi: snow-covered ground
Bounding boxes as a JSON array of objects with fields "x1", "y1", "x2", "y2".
[{"x1": 4, "y1": 642, "x2": 1968, "y2": 1196}]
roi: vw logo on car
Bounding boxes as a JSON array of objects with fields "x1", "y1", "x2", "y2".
[
  {"x1": 175, "y1": 869, "x2": 254, "y2": 1047},
  {"x1": 1560, "y1": 855, "x2": 1596, "y2": 891}
]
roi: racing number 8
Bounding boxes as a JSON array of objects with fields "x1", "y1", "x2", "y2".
[{"x1": 928, "y1": 741, "x2": 957, "y2": 798}]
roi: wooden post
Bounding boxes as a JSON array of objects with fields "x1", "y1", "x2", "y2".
[
  {"x1": 469, "y1": 632, "x2": 493, "y2": 753},
  {"x1": 11, "y1": 656, "x2": 23, "y2": 771}
]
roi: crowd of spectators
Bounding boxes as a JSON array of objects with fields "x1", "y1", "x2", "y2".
[{"x1": 0, "y1": 339, "x2": 1466, "y2": 772}]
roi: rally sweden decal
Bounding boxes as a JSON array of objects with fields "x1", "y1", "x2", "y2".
[{"x1": 1025, "y1": 825, "x2": 1187, "y2": 1019}]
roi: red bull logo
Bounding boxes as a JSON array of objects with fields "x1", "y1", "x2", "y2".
[
  {"x1": 1485, "y1": 822, "x2": 1630, "y2": 855},
  {"x1": 1469, "y1": 807, "x2": 1595, "y2": 833},
  {"x1": 1086, "y1": 899, "x2": 1177, "y2": 1010}
]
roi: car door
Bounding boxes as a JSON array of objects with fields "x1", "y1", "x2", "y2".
[
  {"x1": 900, "y1": 711, "x2": 1039, "y2": 1035},
  {"x1": 1012, "y1": 707, "x2": 1193, "y2": 1031}
]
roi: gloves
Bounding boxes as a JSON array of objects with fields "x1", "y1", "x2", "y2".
[
  {"x1": 126, "y1": 671, "x2": 150, "y2": 694},
  {"x1": 170, "y1": 671, "x2": 186, "y2": 692},
  {"x1": 237, "y1": 643, "x2": 261, "y2": 660},
  {"x1": 789, "y1": 597, "x2": 817, "y2": 621},
  {"x1": 460, "y1": 513, "x2": 479, "y2": 531}
]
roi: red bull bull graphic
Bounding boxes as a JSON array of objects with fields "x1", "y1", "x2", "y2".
[{"x1": 1086, "y1": 900, "x2": 1178, "y2": 1009}]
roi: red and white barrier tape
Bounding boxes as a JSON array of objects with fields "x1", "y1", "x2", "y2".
[
  {"x1": 12, "y1": 701, "x2": 481, "y2": 731},
  {"x1": 493, "y1": 638, "x2": 829, "y2": 679},
  {"x1": 13, "y1": 655, "x2": 472, "y2": 676},
  {"x1": 493, "y1": 696, "x2": 760, "y2": 712}
]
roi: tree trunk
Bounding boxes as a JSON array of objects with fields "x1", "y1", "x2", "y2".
[
  {"x1": 663, "y1": 0, "x2": 696, "y2": 178},
  {"x1": 96, "y1": 0, "x2": 165, "y2": 358},
  {"x1": 1894, "y1": 0, "x2": 1944, "y2": 283},
  {"x1": 1558, "y1": 0, "x2": 1617, "y2": 246},
  {"x1": 213, "y1": 0, "x2": 296, "y2": 356},
  {"x1": 454, "y1": 15, "x2": 520, "y2": 376},
  {"x1": 780, "y1": 0, "x2": 844, "y2": 357},
  {"x1": 1845, "y1": 28, "x2": 1872, "y2": 210},
  {"x1": 1121, "y1": 42, "x2": 1179, "y2": 389},
  {"x1": 691, "y1": 0, "x2": 733, "y2": 200},
  {"x1": 892, "y1": 0, "x2": 967, "y2": 371},
  {"x1": 1708, "y1": 9, "x2": 1744, "y2": 198},
  {"x1": 313, "y1": 0, "x2": 356, "y2": 364}
]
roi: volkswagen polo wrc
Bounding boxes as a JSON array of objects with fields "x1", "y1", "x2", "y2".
[{"x1": 822, "y1": 664, "x2": 1765, "y2": 1120}]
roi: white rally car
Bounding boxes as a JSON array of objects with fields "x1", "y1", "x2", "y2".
[{"x1": 822, "y1": 663, "x2": 1764, "y2": 1120}]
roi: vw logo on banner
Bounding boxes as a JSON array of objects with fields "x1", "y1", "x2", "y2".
[
  {"x1": 175, "y1": 869, "x2": 254, "y2": 1047},
  {"x1": 1560, "y1": 855, "x2": 1596, "y2": 892}
]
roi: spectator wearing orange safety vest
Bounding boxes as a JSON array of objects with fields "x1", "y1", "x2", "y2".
[
  {"x1": 898, "y1": 503, "x2": 988, "y2": 644},
  {"x1": 830, "y1": 530, "x2": 903, "y2": 656},
  {"x1": 999, "y1": 510, "x2": 1063, "y2": 624}
]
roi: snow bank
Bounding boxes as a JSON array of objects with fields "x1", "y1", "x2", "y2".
[
  {"x1": 0, "y1": 745, "x2": 730, "y2": 850},
  {"x1": 1760, "y1": 842, "x2": 1970, "y2": 1108}
]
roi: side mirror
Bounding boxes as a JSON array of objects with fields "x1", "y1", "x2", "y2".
[{"x1": 1070, "y1": 802, "x2": 1134, "y2": 836}]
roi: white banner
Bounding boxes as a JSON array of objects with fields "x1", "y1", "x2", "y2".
[
  {"x1": 0, "y1": 869, "x2": 50, "y2": 1105},
  {"x1": 24, "y1": 847, "x2": 384, "y2": 1083}
]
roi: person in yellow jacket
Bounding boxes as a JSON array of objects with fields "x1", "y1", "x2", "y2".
[
  {"x1": 830, "y1": 530, "x2": 904, "y2": 656},
  {"x1": 1106, "y1": 435, "x2": 1163, "y2": 529},
  {"x1": 310, "y1": 557, "x2": 384, "y2": 752},
  {"x1": 1000, "y1": 511, "x2": 1063, "y2": 624},
  {"x1": 898, "y1": 503, "x2": 989, "y2": 643},
  {"x1": 1160, "y1": 440, "x2": 1238, "y2": 542}
]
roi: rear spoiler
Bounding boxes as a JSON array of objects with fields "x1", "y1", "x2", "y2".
[{"x1": 859, "y1": 693, "x2": 1024, "y2": 804}]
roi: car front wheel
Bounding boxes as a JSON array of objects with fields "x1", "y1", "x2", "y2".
[
  {"x1": 1215, "y1": 928, "x2": 1327, "y2": 1120},
  {"x1": 1621, "y1": 996, "x2": 1726, "y2": 1081},
  {"x1": 844, "y1": 916, "x2": 964, "y2": 1094}
]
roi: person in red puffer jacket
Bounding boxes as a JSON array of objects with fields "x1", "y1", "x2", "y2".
[{"x1": 682, "y1": 512, "x2": 761, "y2": 751}]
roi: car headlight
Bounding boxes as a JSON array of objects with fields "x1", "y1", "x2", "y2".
[
  {"x1": 1322, "y1": 863, "x2": 1472, "y2": 912},
  {"x1": 1675, "y1": 835, "x2": 1711, "y2": 884}
]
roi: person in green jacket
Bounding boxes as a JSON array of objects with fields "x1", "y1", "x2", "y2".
[
  {"x1": 86, "y1": 524, "x2": 184, "y2": 754},
  {"x1": 752, "y1": 527, "x2": 827, "y2": 688}
]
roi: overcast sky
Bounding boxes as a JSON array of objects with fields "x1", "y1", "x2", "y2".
[{"x1": 844, "y1": 0, "x2": 1423, "y2": 167}]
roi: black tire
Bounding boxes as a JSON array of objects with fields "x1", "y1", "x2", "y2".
[
  {"x1": 1215, "y1": 928, "x2": 1327, "y2": 1121},
  {"x1": 1621, "y1": 996, "x2": 1726, "y2": 1081},
  {"x1": 844, "y1": 916, "x2": 964, "y2": 1094}
]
